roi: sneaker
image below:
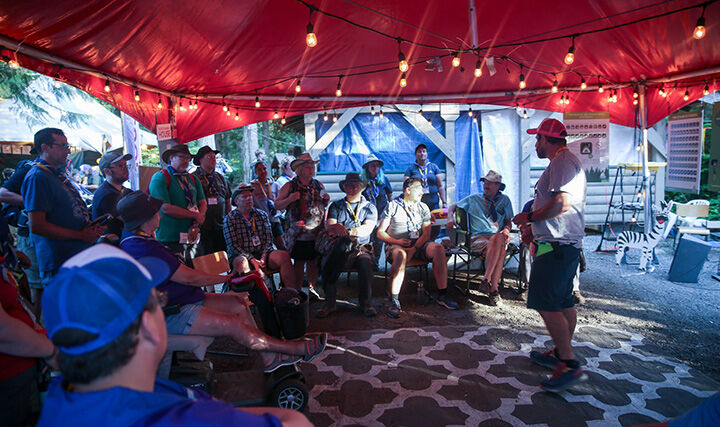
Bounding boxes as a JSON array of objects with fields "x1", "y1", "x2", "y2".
[
  {"x1": 315, "y1": 304, "x2": 337, "y2": 318},
  {"x1": 530, "y1": 348, "x2": 560, "y2": 369},
  {"x1": 361, "y1": 304, "x2": 377, "y2": 317},
  {"x1": 488, "y1": 290, "x2": 502, "y2": 306},
  {"x1": 387, "y1": 298, "x2": 402, "y2": 318},
  {"x1": 264, "y1": 352, "x2": 304, "y2": 373},
  {"x1": 437, "y1": 294, "x2": 459, "y2": 310},
  {"x1": 573, "y1": 290, "x2": 585, "y2": 305},
  {"x1": 541, "y1": 362, "x2": 588, "y2": 392},
  {"x1": 302, "y1": 333, "x2": 327, "y2": 362}
]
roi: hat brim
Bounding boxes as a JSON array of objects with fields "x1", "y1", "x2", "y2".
[
  {"x1": 290, "y1": 158, "x2": 320, "y2": 171},
  {"x1": 339, "y1": 180, "x2": 366, "y2": 192},
  {"x1": 231, "y1": 186, "x2": 254, "y2": 206},
  {"x1": 193, "y1": 148, "x2": 220, "y2": 166},
  {"x1": 161, "y1": 146, "x2": 191, "y2": 164},
  {"x1": 526, "y1": 128, "x2": 539, "y2": 135},
  {"x1": 362, "y1": 159, "x2": 384, "y2": 169},
  {"x1": 122, "y1": 196, "x2": 163, "y2": 231},
  {"x1": 480, "y1": 178, "x2": 506, "y2": 191}
]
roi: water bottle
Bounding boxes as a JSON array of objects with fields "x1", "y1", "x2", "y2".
[{"x1": 416, "y1": 281, "x2": 426, "y2": 305}]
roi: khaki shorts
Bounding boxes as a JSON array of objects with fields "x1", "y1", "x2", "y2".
[{"x1": 385, "y1": 241, "x2": 433, "y2": 263}]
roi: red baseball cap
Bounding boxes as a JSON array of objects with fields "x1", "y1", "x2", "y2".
[{"x1": 527, "y1": 118, "x2": 567, "y2": 138}]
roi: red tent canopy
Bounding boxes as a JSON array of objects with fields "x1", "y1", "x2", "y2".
[{"x1": 1, "y1": 0, "x2": 718, "y2": 142}]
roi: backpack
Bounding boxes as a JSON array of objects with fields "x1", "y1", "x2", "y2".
[{"x1": 161, "y1": 168, "x2": 197, "y2": 188}]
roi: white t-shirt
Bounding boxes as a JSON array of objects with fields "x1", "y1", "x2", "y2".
[{"x1": 532, "y1": 148, "x2": 586, "y2": 248}]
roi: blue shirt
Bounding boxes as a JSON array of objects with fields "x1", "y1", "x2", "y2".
[
  {"x1": 327, "y1": 197, "x2": 378, "y2": 245},
  {"x1": 38, "y1": 375, "x2": 281, "y2": 427},
  {"x1": 455, "y1": 192, "x2": 514, "y2": 236},
  {"x1": 404, "y1": 162, "x2": 442, "y2": 208},
  {"x1": 21, "y1": 160, "x2": 91, "y2": 273},
  {"x1": 120, "y1": 232, "x2": 205, "y2": 306},
  {"x1": 361, "y1": 176, "x2": 392, "y2": 219}
]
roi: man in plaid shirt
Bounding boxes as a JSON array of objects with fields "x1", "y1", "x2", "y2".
[{"x1": 224, "y1": 185, "x2": 298, "y2": 289}]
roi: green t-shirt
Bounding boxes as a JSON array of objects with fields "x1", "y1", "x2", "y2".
[{"x1": 149, "y1": 169, "x2": 206, "y2": 242}]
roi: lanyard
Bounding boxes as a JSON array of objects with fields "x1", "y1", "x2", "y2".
[
  {"x1": 345, "y1": 200, "x2": 361, "y2": 224},
  {"x1": 399, "y1": 199, "x2": 420, "y2": 231},
  {"x1": 167, "y1": 166, "x2": 195, "y2": 207},
  {"x1": 36, "y1": 161, "x2": 87, "y2": 216},
  {"x1": 483, "y1": 195, "x2": 499, "y2": 222},
  {"x1": 239, "y1": 211, "x2": 256, "y2": 233},
  {"x1": 416, "y1": 163, "x2": 429, "y2": 186},
  {"x1": 199, "y1": 171, "x2": 219, "y2": 197},
  {"x1": 258, "y1": 180, "x2": 274, "y2": 201}
]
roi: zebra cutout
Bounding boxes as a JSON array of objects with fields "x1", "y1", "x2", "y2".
[{"x1": 615, "y1": 201, "x2": 670, "y2": 272}]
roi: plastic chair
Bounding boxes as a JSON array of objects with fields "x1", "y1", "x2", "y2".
[
  {"x1": 192, "y1": 251, "x2": 230, "y2": 292},
  {"x1": 672, "y1": 202, "x2": 710, "y2": 248}
]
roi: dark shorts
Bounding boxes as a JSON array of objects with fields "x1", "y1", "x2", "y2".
[
  {"x1": 527, "y1": 244, "x2": 580, "y2": 312},
  {"x1": 290, "y1": 240, "x2": 319, "y2": 261},
  {"x1": 271, "y1": 221, "x2": 284, "y2": 237}
]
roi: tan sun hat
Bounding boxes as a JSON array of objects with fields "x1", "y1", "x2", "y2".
[
  {"x1": 290, "y1": 153, "x2": 320, "y2": 171},
  {"x1": 480, "y1": 170, "x2": 506, "y2": 191}
]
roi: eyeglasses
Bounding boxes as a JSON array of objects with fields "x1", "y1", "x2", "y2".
[
  {"x1": 174, "y1": 155, "x2": 192, "y2": 161},
  {"x1": 51, "y1": 143, "x2": 71, "y2": 150},
  {"x1": 108, "y1": 162, "x2": 129, "y2": 169}
]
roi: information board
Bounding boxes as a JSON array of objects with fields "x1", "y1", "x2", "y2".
[
  {"x1": 563, "y1": 111, "x2": 610, "y2": 182},
  {"x1": 667, "y1": 110, "x2": 704, "y2": 193}
]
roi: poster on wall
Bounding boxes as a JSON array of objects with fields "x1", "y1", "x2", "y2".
[
  {"x1": 709, "y1": 103, "x2": 720, "y2": 192},
  {"x1": 563, "y1": 111, "x2": 610, "y2": 182},
  {"x1": 666, "y1": 110, "x2": 704, "y2": 194}
]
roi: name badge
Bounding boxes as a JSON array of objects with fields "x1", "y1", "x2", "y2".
[
  {"x1": 208, "y1": 197, "x2": 218, "y2": 205},
  {"x1": 251, "y1": 236, "x2": 261, "y2": 246},
  {"x1": 410, "y1": 230, "x2": 419, "y2": 239},
  {"x1": 422, "y1": 186, "x2": 430, "y2": 194},
  {"x1": 188, "y1": 205, "x2": 199, "y2": 213},
  {"x1": 179, "y1": 232, "x2": 189, "y2": 244}
]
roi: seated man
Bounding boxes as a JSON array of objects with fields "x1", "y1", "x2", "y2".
[
  {"x1": 224, "y1": 185, "x2": 298, "y2": 290},
  {"x1": 117, "y1": 191, "x2": 325, "y2": 373},
  {"x1": 446, "y1": 170, "x2": 514, "y2": 306},
  {"x1": 38, "y1": 244, "x2": 310, "y2": 426},
  {"x1": 377, "y1": 178, "x2": 458, "y2": 318},
  {"x1": 315, "y1": 173, "x2": 378, "y2": 318}
]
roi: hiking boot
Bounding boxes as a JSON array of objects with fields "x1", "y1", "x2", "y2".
[
  {"x1": 302, "y1": 333, "x2": 327, "y2": 362},
  {"x1": 572, "y1": 290, "x2": 585, "y2": 305},
  {"x1": 530, "y1": 348, "x2": 560, "y2": 369},
  {"x1": 541, "y1": 362, "x2": 588, "y2": 392},
  {"x1": 436, "y1": 294, "x2": 459, "y2": 310},
  {"x1": 488, "y1": 290, "x2": 502, "y2": 306},
  {"x1": 264, "y1": 352, "x2": 304, "y2": 373},
  {"x1": 315, "y1": 304, "x2": 337, "y2": 318},
  {"x1": 387, "y1": 298, "x2": 402, "y2": 318}
]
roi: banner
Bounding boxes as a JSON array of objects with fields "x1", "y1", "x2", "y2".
[
  {"x1": 121, "y1": 112, "x2": 141, "y2": 190},
  {"x1": 709, "y1": 103, "x2": 720, "y2": 192},
  {"x1": 666, "y1": 110, "x2": 704, "y2": 193},
  {"x1": 563, "y1": 111, "x2": 610, "y2": 182}
]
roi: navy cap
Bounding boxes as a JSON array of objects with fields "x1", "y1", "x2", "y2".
[{"x1": 42, "y1": 244, "x2": 170, "y2": 355}]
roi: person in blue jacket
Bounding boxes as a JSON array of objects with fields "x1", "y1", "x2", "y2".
[{"x1": 37, "y1": 244, "x2": 311, "y2": 427}]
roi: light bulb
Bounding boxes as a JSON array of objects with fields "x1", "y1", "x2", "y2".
[
  {"x1": 332, "y1": 114, "x2": 337, "y2": 123},
  {"x1": 274, "y1": 111, "x2": 279, "y2": 119},
  {"x1": 281, "y1": 116, "x2": 286, "y2": 125},
  {"x1": 564, "y1": 45, "x2": 575, "y2": 65},
  {"x1": 558, "y1": 96, "x2": 564, "y2": 105},
  {"x1": 598, "y1": 83, "x2": 604, "y2": 93},
  {"x1": 684, "y1": 90, "x2": 690, "y2": 101},
  {"x1": 255, "y1": 96, "x2": 260, "y2": 108},
  {"x1": 8, "y1": 59, "x2": 18, "y2": 69},
  {"x1": 226, "y1": 109, "x2": 231, "y2": 116},
  {"x1": 157, "y1": 99, "x2": 163, "y2": 109},
  {"x1": 428, "y1": 117, "x2": 432, "y2": 124},
  {"x1": 467, "y1": 107, "x2": 473, "y2": 117},
  {"x1": 179, "y1": 101, "x2": 186, "y2": 111},
  {"x1": 551, "y1": 78, "x2": 559, "y2": 93},
  {"x1": 451, "y1": 52, "x2": 460, "y2": 68},
  {"x1": 379, "y1": 110, "x2": 384, "y2": 118},
  {"x1": 54, "y1": 77, "x2": 62, "y2": 89},
  {"x1": 612, "y1": 90, "x2": 618, "y2": 103},
  {"x1": 693, "y1": 16, "x2": 706, "y2": 40},
  {"x1": 523, "y1": 109, "x2": 528, "y2": 119},
  {"x1": 222, "y1": 102, "x2": 228, "y2": 112},
  {"x1": 371, "y1": 106, "x2": 376, "y2": 115},
  {"x1": 335, "y1": 82, "x2": 342, "y2": 97},
  {"x1": 474, "y1": 59, "x2": 482, "y2": 77},
  {"x1": 104, "y1": 79, "x2": 111, "y2": 92},
  {"x1": 193, "y1": 100, "x2": 199, "y2": 110},
  {"x1": 235, "y1": 112, "x2": 240, "y2": 121},
  {"x1": 516, "y1": 104, "x2": 522, "y2": 114},
  {"x1": 633, "y1": 88, "x2": 639, "y2": 98},
  {"x1": 704, "y1": 84, "x2": 710, "y2": 96},
  {"x1": 659, "y1": 87, "x2": 666, "y2": 97},
  {"x1": 323, "y1": 111, "x2": 328, "y2": 121},
  {"x1": 306, "y1": 23, "x2": 317, "y2": 47},
  {"x1": 565, "y1": 95, "x2": 570, "y2": 105},
  {"x1": 633, "y1": 98, "x2": 638, "y2": 105},
  {"x1": 473, "y1": 116, "x2": 478, "y2": 123},
  {"x1": 399, "y1": 73, "x2": 407, "y2": 87},
  {"x1": 295, "y1": 80, "x2": 301, "y2": 93},
  {"x1": 580, "y1": 78, "x2": 587, "y2": 89},
  {"x1": 134, "y1": 90, "x2": 140, "y2": 101},
  {"x1": 419, "y1": 108, "x2": 423, "y2": 116},
  {"x1": 398, "y1": 51, "x2": 408, "y2": 73},
  {"x1": 519, "y1": 73, "x2": 526, "y2": 89}
]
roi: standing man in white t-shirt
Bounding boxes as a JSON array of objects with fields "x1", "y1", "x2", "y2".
[{"x1": 513, "y1": 118, "x2": 587, "y2": 393}]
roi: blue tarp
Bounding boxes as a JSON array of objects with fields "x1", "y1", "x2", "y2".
[{"x1": 316, "y1": 111, "x2": 484, "y2": 200}]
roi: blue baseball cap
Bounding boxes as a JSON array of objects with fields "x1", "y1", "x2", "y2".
[{"x1": 42, "y1": 244, "x2": 170, "y2": 355}]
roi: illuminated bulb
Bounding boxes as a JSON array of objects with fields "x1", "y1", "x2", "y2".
[
  {"x1": 636, "y1": 145, "x2": 642, "y2": 151},
  {"x1": 565, "y1": 95, "x2": 570, "y2": 105},
  {"x1": 104, "y1": 79, "x2": 111, "y2": 92},
  {"x1": 704, "y1": 84, "x2": 710, "y2": 96},
  {"x1": 255, "y1": 96, "x2": 260, "y2": 108},
  {"x1": 451, "y1": 52, "x2": 460, "y2": 68},
  {"x1": 659, "y1": 87, "x2": 667, "y2": 97},
  {"x1": 8, "y1": 59, "x2": 18, "y2": 68},
  {"x1": 134, "y1": 90, "x2": 140, "y2": 101},
  {"x1": 274, "y1": 111, "x2": 279, "y2": 119},
  {"x1": 428, "y1": 117, "x2": 432, "y2": 124},
  {"x1": 558, "y1": 96, "x2": 564, "y2": 105},
  {"x1": 519, "y1": 73, "x2": 526, "y2": 89},
  {"x1": 281, "y1": 116, "x2": 286, "y2": 125},
  {"x1": 607, "y1": 92, "x2": 613, "y2": 102},
  {"x1": 580, "y1": 78, "x2": 587, "y2": 89},
  {"x1": 323, "y1": 111, "x2": 328, "y2": 121},
  {"x1": 468, "y1": 107, "x2": 473, "y2": 117},
  {"x1": 222, "y1": 102, "x2": 228, "y2": 112},
  {"x1": 306, "y1": 23, "x2": 317, "y2": 47},
  {"x1": 598, "y1": 83, "x2": 604, "y2": 93},
  {"x1": 379, "y1": 110, "x2": 384, "y2": 118},
  {"x1": 523, "y1": 109, "x2": 528, "y2": 119},
  {"x1": 473, "y1": 116, "x2": 478, "y2": 123},
  {"x1": 335, "y1": 83, "x2": 342, "y2": 97},
  {"x1": 295, "y1": 80, "x2": 301, "y2": 93},
  {"x1": 419, "y1": 108, "x2": 423, "y2": 116},
  {"x1": 179, "y1": 101, "x2": 186, "y2": 111},
  {"x1": 474, "y1": 59, "x2": 482, "y2": 77},
  {"x1": 564, "y1": 45, "x2": 575, "y2": 65},
  {"x1": 693, "y1": 16, "x2": 706, "y2": 40},
  {"x1": 399, "y1": 73, "x2": 407, "y2": 87},
  {"x1": 551, "y1": 78, "x2": 559, "y2": 93},
  {"x1": 684, "y1": 89, "x2": 690, "y2": 101},
  {"x1": 371, "y1": 106, "x2": 376, "y2": 115},
  {"x1": 516, "y1": 104, "x2": 522, "y2": 114},
  {"x1": 398, "y1": 51, "x2": 409, "y2": 72},
  {"x1": 633, "y1": 88, "x2": 639, "y2": 98},
  {"x1": 157, "y1": 98, "x2": 163, "y2": 109},
  {"x1": 612, "y1": 90, "x2": 618, "y2": 103},
  {"x1": 54, "y1": 77, "x2": 62, "y2": 89},
  {"x1": 633, "y1": 98, "x2": 638, "y2": 105},
  {"x1": 332, "y1": 114, "x2": 337, "y2": 123},
  {"x1": 226, "y1": 109, "x2": 231, "y2": 116},
  {"x1": 235, "y1": 112, "x2": 240, "y2": 121},
  {"x1": 192, "y1": 100, "x2": 198, "y2": 110}
]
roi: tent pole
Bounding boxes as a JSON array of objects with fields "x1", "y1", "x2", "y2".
[
  {"x1": 638, "y1": 85, "x2": 651, "y2": 234},
  {"x1": 468, "y1": 0, "x2": 478, "y2": 49}
]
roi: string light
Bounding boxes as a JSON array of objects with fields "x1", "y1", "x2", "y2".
[
  {"x1": 564, "y1": 37, "x2": 575, "y2": 65},
  {"x1": 597, "y1": 76, "x2": 604, "y2": 93},
  {"x1": 332, "y1": 114, "x2": 338, "y2": 123},
  {"x1": 179, "y1": 100, "x2": 186, "y2": 111},
  {"x1": 519, "y1": 69, "x2": 526, "y2": 89},
  {"x1": 222, "y1": 99, "x2": 228, "y2": 111},
  {"x1": 281, "y1": 116, "x2": 286, "y2": 124},
  {"x1": 371, "y1": 105, "x2": 376, "y2": 115},
  {"x1": 379, "y1": 109, "x2": 384, "y2": 118},
  {"x1": 580, "y1": 77, "x2": 587, "y2": 90},
  {"x1": 473, "y1": 115, "x2": 478, "y2": 123},
  {"x1": 523, "y1": 109, "x2": 528, "y2": 119},
  {"x1": 633, "y1": 87, "x2": 639, "y2": 98},
  {"x1": 226, "y1": 109, "x2": 231, "y2": 116},
  {"x1": 104, "y1": 79, "x2": 111, "y2": 92},
  {"x1": 633, "y1": 98, "x2": 638, "y2": 106},
  {"x1": 54, "y1": 74, "x2": 62, "y2": 89},
  {"x1": 306, "y1": 7, "x2": 317, "y2": 47},
  {"x1": 134, "y1": 90, "x2": 140, "y2": 102},
  {"x1": 274, "y1": 110, "x2": 279, "y2": 119},
  {"x1": 684, "y1": 89, "x2": 690, "y2": 101},
  {"x1": 255, "y1": 96, "x2": 261, "y2": 108},
  {"x1": 428, "y1": 116, "x2": 432, "y2": 125},
  {"x1": 235, "y1": 111, "x2": 240, "y2": 121},
  {"x1": 192, "y1": 99, "x2": 199, "y2": 110},
  {"x1": 468, "y1": 107, "x2": 473, "y2": 117},
  {"x1": 419, "y1": 107, "x2": 423, "y2": 116},
  {"x1": 399, "y1": 72, "x2": 407, "y2": 87},
  {"x1": 516, "y1": 104, "x2": 522, "y2": 114},
  {"x1": 565, "y1": 93, "x2": 570, "y2": 105},
  {"x1": 612, "y1": 89, "x2": 618, "y2": 103},
  {"x1": 398, "y1": 40, "x2": 408, "y2": 72},
  {"x1": 474, "y1": 59, "x2": 482, "y2": 77},
  {"x1": 451, "y1": 52, "x2": 460, "y2": 68},
  {"x1": 157, "y1": 97, "x2": 163, "y2": 109},
  {"x1": 704, "y1": 84, "x2": 710, "y2": 96},
  {"x1": 659, "y1": 86, "x2": 667, "y2": 97},
  {"x1": 551, "y1": 75, "x2": 559, "y2": 93},
  {"x1": 323, "y1": 111, "x2": 328, "y2": 121},
  {"x1": 607, "y1": 91, "x2": 613, "y2": 103},
  {"x1": 335, "y1": 77, "x2": 342, "y2": 97},
  {"x1": 295, "y1": 79, "x2": 301, "y2": 93},
  {"x1": 693, "y1": 6, "x2": 706, "y2": 40}
]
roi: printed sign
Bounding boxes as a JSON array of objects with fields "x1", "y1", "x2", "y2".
[
  {"x1": 122, "y1": 112, "x2": 141, "y2": 190},
  {"x1": 667, "y1": 110, "x2": 703, "y2": 193},
  {"x1": 156, "y1": 123, "x2": 173, "y2": 141},
  {"x1": 563, "y1": 111, "x2": 610, "y2": 182}
]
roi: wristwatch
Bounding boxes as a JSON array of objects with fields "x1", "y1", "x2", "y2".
[{"x1": 527, "y1": 211, "x2": 534, "y2": 223}]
